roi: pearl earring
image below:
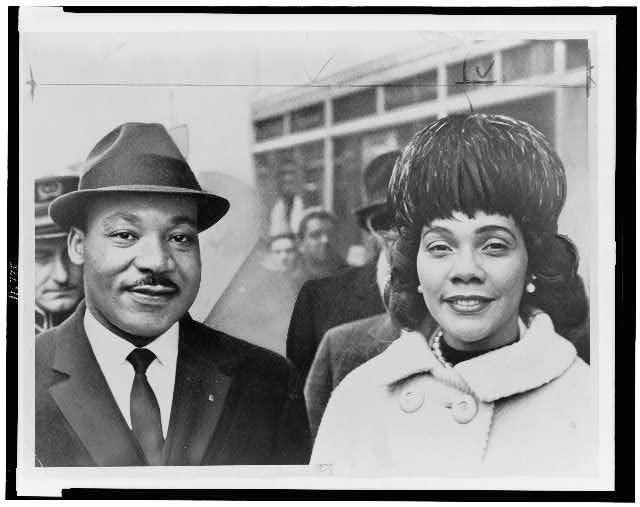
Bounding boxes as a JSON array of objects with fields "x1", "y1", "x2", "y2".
[
  {"x1": 417, "y1": 286, "x2": 423, "y2": 294},
  {"x1": 526, "y1": 274, "x2": 537, "y2": 294}
]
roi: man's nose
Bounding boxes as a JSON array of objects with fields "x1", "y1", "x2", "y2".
[
  {"x1": 449, "y1": 247, "x2": 486, "y2": 283},
  {"x1": 134, "y1": 236, "x2": 176, "y2": 272},
  {"x1": 51, "y1": 250, "x2": 70, "y2": 284}
]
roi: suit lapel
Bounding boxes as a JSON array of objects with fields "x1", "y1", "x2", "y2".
[
  {"x1": 162, "y1": 316, "x2": 232, "y2": 466},
  {"x1": 367, "y1": 314, "x2": 402, "y2": 355},
  {"x1": 48, "y1": 303, "x2": 145, "y2": 466}
]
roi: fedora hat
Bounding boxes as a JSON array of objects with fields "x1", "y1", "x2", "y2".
[
  {"x1": 35, "y1": 175, "x2": 80, "y2": 239},
  {"x1": 353, "y1": 150, "x2": 401, "y2": 231},
  {"x1": 49, "y1": 122, "x2": 229, "y2": 232}
]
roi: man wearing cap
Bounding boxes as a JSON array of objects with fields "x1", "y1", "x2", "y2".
[
  {"x1": 34, "y1": 175, "x2": 84, "y2": 335},
  {"x1": 285, "y1": 151, "x2": 399, "y2": 382},
  {"x1": 35, "y1": 123, "x2": 310, "y2": 467}
]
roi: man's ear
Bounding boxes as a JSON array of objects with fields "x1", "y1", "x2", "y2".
[{"x1": 67, "y1": 227, "x2": 86, "y2": 266}]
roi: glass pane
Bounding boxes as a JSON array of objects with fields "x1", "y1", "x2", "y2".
[
  {"x1": 502, "y1": 41, "x2": 554, "y2": 82},
  {"x1": 384, "y1": 70, "x2": 438, "y2": 110},
  {"x1": 332, "y1": 88, "x2": 377, "y2": 123},
  {"x1": 446, "y1": 53, "x2": 496, "y2": 96},
  {"x1": 290, "y1": 103, "x2": 324, "y2": 133},
  {"x1": 254, "y1": 115, "x2": 284, "y2": 141},
  {"x1": 566, "y1": 39, "x2": 589, "y2": 70}
]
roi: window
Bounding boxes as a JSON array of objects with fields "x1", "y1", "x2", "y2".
[
  {"x1": 384, "y1": 70, "x2": 438, "y2": 110},
  {"x1": 332, "y1": 88, "x2": 377, "y2": 123},
  {"x1": 254, "y1": 116, "x2": 284, "y2": 141},
  {"x1": 446, "y1": 53, "x2": 496, "y2": 96},
  {"x1": 501, "y1": 41, "x2": 554, "y2": 82},
  {"x1": 290, "y1": 103, "x2": 324, "y2": 133},
  {"x1": 566, "y1": 39, "x2": 589, "y2": 70}
]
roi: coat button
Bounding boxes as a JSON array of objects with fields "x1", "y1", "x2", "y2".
[
  {"x1": 451, "y1": 394, "x2": 478, "y2": 424},
  {"x1": 399, "y1": 388, "x2": 424, "y2": 413}
]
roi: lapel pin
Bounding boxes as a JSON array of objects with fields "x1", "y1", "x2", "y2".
[{"x1": 208, "y1": 394, "x2": 215, "y2": 402}]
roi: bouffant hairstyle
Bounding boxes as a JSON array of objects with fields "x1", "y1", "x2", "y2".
[{"x1": 385, "y1": 114, "x2": 589, "y2": 339}]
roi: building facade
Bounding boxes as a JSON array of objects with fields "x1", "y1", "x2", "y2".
[{"x1": 250, "y1": 38, "x2": 590, "y2": 283}]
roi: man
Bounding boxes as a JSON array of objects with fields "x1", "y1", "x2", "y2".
[
  {"x1": 261, "y1": 233, "x2": 299, "y2": 273},
  {"x1": 285, "y1": 151, "x2": 400, "y2": 382},
  {"x1": 296, "y1": 208, "x2": 347, "y2": 280},
  {"x1": 34, "y1": 175, "x2": 84, "y2": 335},
  {"x1": 269, "y1": 160, "x2": 304, "y2": 237},
  {"x1": 35, "y1": 123, "x2": 310, "y2": 466}
]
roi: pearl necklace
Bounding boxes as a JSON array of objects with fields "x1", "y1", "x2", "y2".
[{"x1": 431, "y1": 329, "x2": 453, "y2": 368}]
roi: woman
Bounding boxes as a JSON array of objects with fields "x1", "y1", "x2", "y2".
[{"x1": 311, "y1": 114, "x2": 595, "y2": 476}]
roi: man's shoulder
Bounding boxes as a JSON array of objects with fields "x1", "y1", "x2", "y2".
[
  {"x1": 324, "y1": 314, "x2": 386, "y2": 344},
  {"x1": 186, "y1": 319, "x2": 296, "y2": 381}
]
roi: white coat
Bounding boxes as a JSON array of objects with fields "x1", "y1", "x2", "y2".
[{"x1": 311, "y1": 312, "x2": 596, "y2": 477}]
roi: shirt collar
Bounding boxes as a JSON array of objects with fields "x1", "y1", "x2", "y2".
[
  {"x1": 376, "y1": 312, "x2": 577, "y2": 402},
  {"x1": 83, "y1": 308, "x2": 179, "y2": 368}
]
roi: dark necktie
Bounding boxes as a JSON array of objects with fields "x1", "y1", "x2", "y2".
[{"x1": 126, "y1": 348, "x2": 165, "y2": 465}]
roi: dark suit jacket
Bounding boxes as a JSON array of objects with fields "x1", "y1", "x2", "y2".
[
  {"x1": 35, "y1": 303, "x2": 311, "y2": 466},
  {"x1": 304, "y1": 313, "x2": 401, "y2": 440},
  {"x1": 285, "y1": 262, "x2": 385, "y2": 383}
]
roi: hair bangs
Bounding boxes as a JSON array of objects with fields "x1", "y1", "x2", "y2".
[{"x1": 391, "y1": 114, "x2": 567, "y2": 234}]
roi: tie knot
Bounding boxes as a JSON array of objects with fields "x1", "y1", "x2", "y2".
[{"x1": 127, "y1": 348, "x2": 157, "y2": 375}]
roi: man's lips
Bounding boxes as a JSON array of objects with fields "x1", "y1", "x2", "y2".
[{"x1": 127, "y1": 284, "x2": 178, "y2": 296}]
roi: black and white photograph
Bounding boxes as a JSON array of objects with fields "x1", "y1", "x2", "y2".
[{"x1": 14, "y1": 8, "x2": 620, "y2": 497}]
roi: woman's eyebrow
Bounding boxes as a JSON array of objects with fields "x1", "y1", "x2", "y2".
[
  {"x1": 421, "y1": 226, "x2": 453, "y2": 238},
  {"x1": 475, "y1": 225, "x2": 517, "y2": 240}
]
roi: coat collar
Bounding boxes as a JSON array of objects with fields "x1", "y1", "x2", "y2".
[
  {"x1": 375, "y1": 312, "x2": 577, "y2": 402},
  {"x1": 48, "y1": 302, "x2": 232, "y2": 466}
]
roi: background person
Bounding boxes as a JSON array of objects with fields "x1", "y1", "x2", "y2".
[
  {"x1": 286, "y1": 151, "x2": 400, "y2": 382},
  {"x1": 296, "y1": 208, "x2": 348, "y2": 280},
  {"x1": 35, "y1": 122, "x2": 310, "y2": 466},
  {"x1": 34, "y1": 175, "x2": 84, "y2": 335},
  {"x1": 261, "y1": 233, "x2": 299, "y2": 273},
  {"x1": 312, "y1": 114, "x2": 594, "y2": 475}
]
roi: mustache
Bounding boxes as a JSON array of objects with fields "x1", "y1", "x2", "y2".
[{"x1": 126, "y1": 274, "x2": 179, "y2": 290}]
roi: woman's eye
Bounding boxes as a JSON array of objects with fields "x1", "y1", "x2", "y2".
[
  {"x1": 427, "y1": 242, "x2": 452, "y2": 256},
  {"x1": 483, "y1": 240, "x2": 509, "y2": 254}
]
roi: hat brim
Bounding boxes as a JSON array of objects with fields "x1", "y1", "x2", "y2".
[
  {"x1": 354, "y1": 201, "x2": 394, "y2": 231},
  {"x1": 49, "y1": 186, "x2": 230, "y2": 233}
]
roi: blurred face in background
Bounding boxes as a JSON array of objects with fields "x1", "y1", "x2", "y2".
[
  {"x1": 299, "y1": 217, "x2": 337, "y2": 264},
  {"x1": 270, "y1": 236, "x2": 298, "y2": 271},
  {"x1": 277, "y1": 163, "x2": 299, "y2": 197},
  {"x1": 35, "y1": 237, "x2": 84, "y2": 314}
]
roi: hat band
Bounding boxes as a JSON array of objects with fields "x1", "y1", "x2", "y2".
[{"x1": 81, "y1": 154, "x2": 202, "y2": 192}]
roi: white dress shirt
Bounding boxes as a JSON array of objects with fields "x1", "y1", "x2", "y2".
[{"x1": 84, "y1": 309, "x2": 179, "y2": 438}]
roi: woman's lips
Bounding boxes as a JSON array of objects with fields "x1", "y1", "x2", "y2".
[{"x1": 443, "y1": 296, "x2": 493, "y2": 314}]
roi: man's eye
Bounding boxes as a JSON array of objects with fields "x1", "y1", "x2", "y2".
[
  {"x1": 110, "y1": 231, "x2": 136, "y2": 242},
  {"x1": 171, "y1": 234, "x2": 195, "y2": 245}
]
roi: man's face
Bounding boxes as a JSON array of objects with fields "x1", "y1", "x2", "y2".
[
  {"x1": 270, "y1": 237, "x2": 297, "y2": 271},
  {"x1": 277, "y1": 164, "x2": 298, "y2": 196},
  {"x1": 35, "y1": 237, "x2": 84, "y2": 315},
  {"x1": 69, "y1": 194, "x2": 201, "y2": 338},
  {"x1": 299, "y1": 217, "x2": 337, "y2": 264}
]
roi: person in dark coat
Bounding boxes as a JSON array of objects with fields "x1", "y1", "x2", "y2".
[
  {"x1": 35, "y1": 122, "x2": 310, "y2": 467},
  {"x1": 34, "y1": 175, "x2": 84, "y2": 335},
  {"x1": 285, "y1": 151, "x2": 400, "y2": 382}
]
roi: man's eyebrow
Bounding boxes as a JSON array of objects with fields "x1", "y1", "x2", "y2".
[
  {"x1": 169, "y1": 215, "x2": 198, "y2": 228},
  {"x1": 101, "y1": 213, "x2": 142, "y2": 228}
]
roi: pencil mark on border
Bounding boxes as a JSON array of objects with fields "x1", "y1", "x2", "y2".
[{"x1": 586, "y1": 49, "x2": 596, "y2": 98}]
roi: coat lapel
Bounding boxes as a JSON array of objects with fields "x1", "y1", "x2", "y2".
[
  {"x1": 48, "y1": 303, "x2": 145, "y2": 466},
  {"x1": 161, "y1": 316, "x2": 232, "y2": 466}
]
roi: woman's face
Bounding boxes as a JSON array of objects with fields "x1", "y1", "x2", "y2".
[{"x1": 417, "y1": 211, "x2": 528, "y2": 352}]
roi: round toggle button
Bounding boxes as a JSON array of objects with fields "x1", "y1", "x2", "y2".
[
  {"x1": 399, "y1": 388, "x2": 424, "y2": 413},
  {"x1": 451, "y1": 394, "x2": 478, "y2": 424}
]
